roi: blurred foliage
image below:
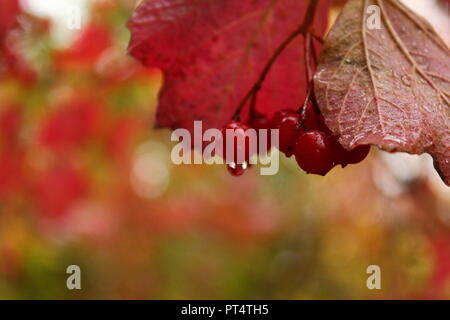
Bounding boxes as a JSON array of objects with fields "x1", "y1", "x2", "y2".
[{"x1": 0, "y1": 0, "x2": 449, "y2": 299}]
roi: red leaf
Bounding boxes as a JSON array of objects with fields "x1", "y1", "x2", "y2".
[
  {"x1": 0, "y1": 150, "x2": 24, "y2": 198},
  {"x1": 314, "y1": 0, "x2": 450, "y2": 185},
  {"x1": 128, "y1": 0, "x2": 329, "y2": 134},
  {"x1": 39, "y1": 98, "x2": 103, "y2": 152},
  {"x1": 0, "y1": 105, "x2": 21, "y2": 143},
  {"x1": 34, "y1": 165, "x2": 87, "y2": 218}
]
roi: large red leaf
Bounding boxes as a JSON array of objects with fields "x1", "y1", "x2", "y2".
[
  {"x1": 314, "y1": 0, "x2": 450, "y2": 185},
  {"x1": 128, "y1": 0, "x2": 329, "y2": 134}
]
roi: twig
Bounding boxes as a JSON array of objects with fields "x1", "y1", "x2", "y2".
[{"x1": 232, "y1": 0, "x2": 321, "y2": 121}]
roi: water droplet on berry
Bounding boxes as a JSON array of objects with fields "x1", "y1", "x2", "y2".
[{"x1": 227, "y1": 162, "x2": 248, "y2": 177}]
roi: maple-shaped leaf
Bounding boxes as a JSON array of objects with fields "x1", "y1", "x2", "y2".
[
  {"x1": 314, "y1": 0, "x2": 450, "y2": 185},
  {"x1": 128, "y1": 0, "x2": 329, "y2": 135}
]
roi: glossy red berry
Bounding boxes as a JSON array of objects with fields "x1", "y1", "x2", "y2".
[
  {"x1": 301, "y1": 102, "x2": 320, "y2": 131},
  {"x1": 327, "y1": 135, "x2": 370, "y2": 167},
  {"x1": 227, "y1": 162, "x2": 248, "y2": 177},
  {"x1": 271, "y1": 109, "x2": 293, "y2": 126},
  {"x1": 327, "y1": 137, "x2": 349, "y2": 168},
  {"x1": 221, "y1": 121, "x2": 253, "y2": 165},
  {"x1": 317, "y1": 113, "x2": 333, "y2": 135},
  {"x1": 273, "y1": 112, "x2": 302, "y2": 157},
  {"x1": 250, "y1": 114, "x2": 272, "y2": 155},
  {"x1": 340, "y1": 145, "x2": 370, "y2": 165},
  {"x1": 294, "y1": 130, "x2": 336, "y2": 175},
  {"x1": 250, "y1": 113, "x2": 271, "y2": 130}
]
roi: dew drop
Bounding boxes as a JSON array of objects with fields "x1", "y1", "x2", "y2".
[{"x1": 401, "y1": 75, "x2": 412, "y2": 87}]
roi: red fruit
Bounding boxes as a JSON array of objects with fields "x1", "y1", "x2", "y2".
[
  {"x1": 127, "y1": 0, "x2": 331, "y2": 144},
  {"x1": 317, "y1": 113, "x2": 333, "y2": 135},
  {"x1": 340, "y1": 145, "x2": 371, "y2": 165},
  {"x1": 327, "y1": 137, "x2": 349, "y2": 168},
  {"x1": 250, "y1": 113, "x2": 271, "y2": 130},
  {"x1": 271, "y1": 109, "x2": 293, "y2": 127},
  {"x1": 227, "y1": 162, "x2": 248, "y2": 177},
  {"x1": 294, "y1": 130, "x2": 336, "y2": 175},
  {"x1": 301, "y1": 102, "x2": 320, "y2": 130},
  {"x1": 250, "y1": 114, "x2": 272, "y2": 155},
  {"x1": 223, "y1": 120, "x2": 249, "y2": 131},
  {"x1": 273, "y1": 112, "x2": 302, "y2": 157},
  {"x1": 221, "y1": 121, "x2": 254, "y2": 164},
  {"x1": 305, "y1": 110, "x2": 370, "y2": 167},
  {"x1": 327, "y1": 135, "x2": 370, "y2": 167}
]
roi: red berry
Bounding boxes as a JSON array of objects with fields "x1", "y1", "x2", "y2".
[
  {"x1": 301, "y1": 102, "x2": 320, "y2": 131},
  {"x1": 340, "y1": 145, "x2": 370, "y2": 165},
  {"x1": 227, "y1": 162, "x2": 248, "y2": 177},
  {"x1": 250, "y1": 113, "x2": 271, "y2": 130},
  {"x1": 328, "y1": 137, "x2": 349, "y2": 168},
  {"x1": 223, "y1": 120, "x2": 247, "y2": 131},
  {"x1": 294, "y1": 130, "x2": 336, "y2": 175},
  {"x1": 273, "y1": 112, "x2": 302, "y2": 157},
  {"x1": 317, "y1": 113, "x2": 333, "y2": 135},
  {"x1": 271, "y1": 109, "x2": 293, "y2": 126},
  {"x1": 250, "y1": 114, "x2": 272, "y2": 155},
  {"x1": 327, "y1": 136, "x2": 370, "y2": 167},
  {"x1": 221, "y1": 121, "x2": 254, "y2": 164}
]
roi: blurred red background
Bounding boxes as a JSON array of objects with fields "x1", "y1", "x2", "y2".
[{"x1": 0, "y1": 0, "x2": 449, "y2": 299}]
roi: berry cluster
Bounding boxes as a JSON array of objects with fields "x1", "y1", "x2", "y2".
[
  {"x1": 220, "y1": 121, "x2": 253, "y2": 177},
  {"x1": 221, "y1": 102, "x2": 370, "y2": 176}
]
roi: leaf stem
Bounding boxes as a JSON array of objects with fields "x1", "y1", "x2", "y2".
[{"x1": 232, "y1": 0, "x2": 321, "y2": 121}]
